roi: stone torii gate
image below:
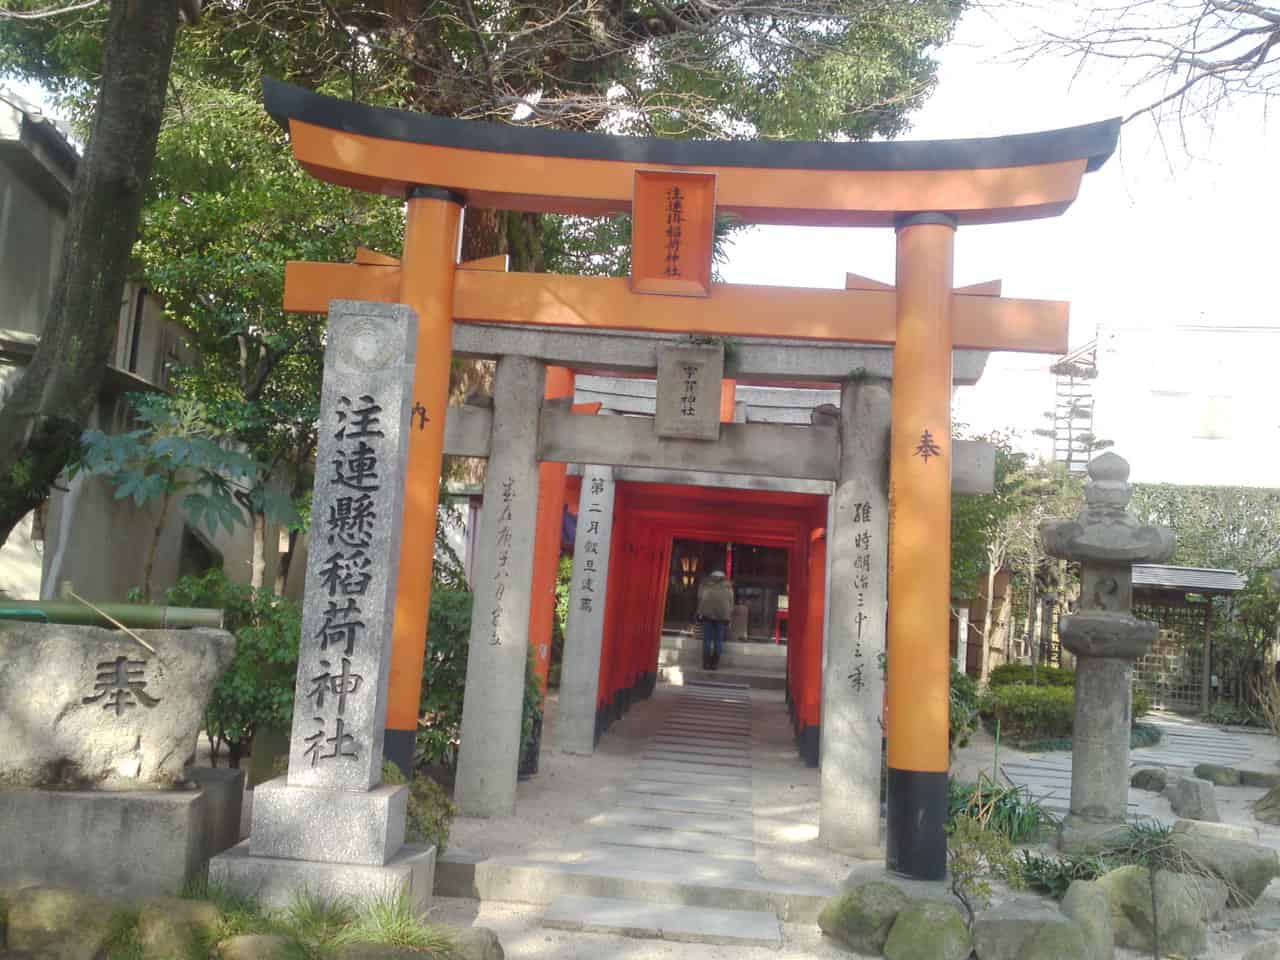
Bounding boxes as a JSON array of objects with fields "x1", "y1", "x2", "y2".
[{"x1": 266, "y1": 78, "x2": 1118, "y2": 880}]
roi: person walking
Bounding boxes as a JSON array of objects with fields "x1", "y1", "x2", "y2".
[{"x1": 696, "y1": 570, "x2": 734, "y2": 670}]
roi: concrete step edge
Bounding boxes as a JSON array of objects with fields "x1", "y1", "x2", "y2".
[{"x1": 541, "y1": 894, "x2": 783, "y2": 947}]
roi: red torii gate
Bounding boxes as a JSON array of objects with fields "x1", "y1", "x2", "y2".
[{"x1": 266, "y1": 77, "x2": 1117, "y2": 879}]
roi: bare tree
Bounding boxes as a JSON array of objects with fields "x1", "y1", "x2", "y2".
[{"x1": 1020, "y1": 1, "x2": 1280, "y2": 129}]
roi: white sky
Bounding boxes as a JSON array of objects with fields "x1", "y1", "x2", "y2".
[{"x1": 718, "y1": 7, "x2": 1280, "y2": 456}]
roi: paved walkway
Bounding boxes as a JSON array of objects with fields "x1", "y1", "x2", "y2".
[{"x1": 1000, "y1": 711, "x2": 1265, "y2": 818}]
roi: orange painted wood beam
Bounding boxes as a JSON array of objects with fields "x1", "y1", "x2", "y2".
[{"x1": 285, "y1": 262, "x2": 1068, "y2": 355}]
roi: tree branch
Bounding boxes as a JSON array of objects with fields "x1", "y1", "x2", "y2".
[{"x1": 0, "y1": 0, "x2": 103, "y2": 20}]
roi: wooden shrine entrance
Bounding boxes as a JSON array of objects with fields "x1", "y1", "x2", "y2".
[{"x1": 267, "y1": 77, "x2": 1118, "y2": 879}]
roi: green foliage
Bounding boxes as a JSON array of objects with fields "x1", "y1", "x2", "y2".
[
  {"x1": 167, "y1": 569, "x2": 301, "y2": 766},
  {"x1": 1018, "y1": 849, "x2": 1108, "y2": 899},
  {"x1": 948, "y1": 775, "x2": 1050, "y2": 843},
  {"x1": 74, "y1": 393, "x2": 294, "y2": 601},
  {"x1": 980, "y1": 679, "x2": 1155, "y2": 748},
  {"x1": 280, "y1": 891, "x2": 357, "y2": 954},
  {"x1": 1205, "y1": 700, "x2": 1262, "y2": 727},
  {"x1": 101, "y1": 909, "x2": 143, "y2": 960},
  {"x1": 979, "y1": 683, "x2": 1076, "y2": 743},
  {"x1": 946, "y1": 815, "x2": 1024, "y2": 927},
  {"x1": 381, "y1": 761, "x2": 457, "y2": 856},
  {"x1": 950, "y1": 434, "x2": 1029, "y2": 598},
  {"x1": 950, "y1": 666, "x2": 980, "y2": 748},
  {"x1": 417, "y1": 587, "x2": 473, "y2": 768},
  {"x1": 522, "y1": 645, "x2": 545, "y2": 746},
  {"x1": 1129, "y1": 484, "x2": 1280, "y2": 574},
  {"x1": 549, "y1": 553, "x2": 573, "y2": 686},
  {"x1": 337, "y1": 893, "x2": 457, "y2": 955},
  {"x1": 988, "y1": 663, "x2": 1077, "y2": 688}
]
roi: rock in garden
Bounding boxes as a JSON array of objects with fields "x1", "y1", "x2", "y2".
[
  {"x1": 1169, "y1": 776, "x2": 1220, "y2": 822},
  {"x1": 818, "y1": 881, "x2": 910, "y2": 954},
  {"x1": 0, "y1": 622, "x2": 235, "y2": 789},
  {"x1": 1172, "y1": 818, "x2": 1259, "y2": 844},
  {"x1": 1244, "y1": 943, "x2": 1280, "y2": 960},
  {"x1": 137, "y1": 896, "x2": 221, "y2": 960},
  {"x1": 883, "y1": 901, "x2": 972, "y2": 960},
  {"x1": 1194, "y1": 763, "x2": 1242, "y2": 786},
  {"x1": 1130, "y1": 768, "x2": 1167, "y2": 792},
  {"x1": 972, "y1": 905, "x2": 1086, "y2": 960},
  {"x1": 1242, "y1": 770, "x2": 1280, "y2": 788},
  {"x1": 1256, "y1": 784, "x2": 1280, "y2": 825},
  {"x1": 1169, "y1": 830, "x2": 1280, "y2": 905},
  {"x1": 4, "y1": 887, "x2": 120, "y2": 960},
  {"x1": 215, "y1": 934, "x2": 295, "y2": 960},
  {"x1": 454, "y1": 927, "x2": 505, "y2": 960},
  {"x1": 1095, "y1": 865, "x2": 1225, "y2": 957},
  {"x1": 1061, "y1": 879, "x2": 1114, "y2": 960}
]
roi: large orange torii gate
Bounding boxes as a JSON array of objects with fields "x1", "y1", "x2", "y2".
[{"x1": 265, "y1": 78, "x2": 1117, "y2": 880}]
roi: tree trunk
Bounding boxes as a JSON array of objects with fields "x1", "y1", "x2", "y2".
[
  {"x1": 0, "y1": 0, "x2": 181, "y2": 547},
  {"x1": 980, "y1": 564, "x2": 997, "y2": 682},
  {"x1": 250, "y1": 510, "x2": 267, "y2": 589},
  {"x1": 143, "y1": 485, "x2": 173, "y2": 604}
]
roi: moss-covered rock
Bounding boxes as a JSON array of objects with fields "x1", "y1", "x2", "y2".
[
  {"x1": 1060, "y1": 879, "x2": 1114, "y2": 960},
  {"x1": 137, "y1": 896, "x2": 221, "y2": 959},
  {"x1": 1130, "y1": 768, "x2": 1167, "y2": 793},
  {"x1": 1256, "y1": 784, "x2": 1280, "y2": 825},
  {"x1": 1021, "y1": 919, "x2": 1090, "y2": 959},
  {"x1": 1242, "y1": 770, "x2": 1280, "y2": 789},
  {"x1": 1169, "y1": 831, "x2": 1280, "y2": 906},
  {"x1": 454, "y1": 927, "x2": 505, "y2": 960},
  {"x1": 883, "y1": 901, "x2": 971, "y2": 960},
  {"x1": 1194, "y1": 763, "x2": 1242, "y2": 787},
  {"x1": 818, "y1": 881, "x2": 910, "y2": 954},
  {"x1": 215, "y1": 933, "x2": 295, "y2": 960},
  {"x1": 1095, "y1": 865, "x2": 1225, "y2": 957},
  {"x1": 4, "y1": 887, "x2": 120, "y2": 960},
  {"x1": 972, "y1": 908, "x2": 1078, "y2": 960}
]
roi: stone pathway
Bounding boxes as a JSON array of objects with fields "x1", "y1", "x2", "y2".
[
  {"x1": 444, "y1": 682, "x2": 834, "y2": 945},
  {"x1": 999, "y1": 712, "x2": 1263, "y2": 819}
]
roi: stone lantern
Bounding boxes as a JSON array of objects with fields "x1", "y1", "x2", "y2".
[{"x1": 1040, "y1": 452, "x2": 1174, "y2": 850}]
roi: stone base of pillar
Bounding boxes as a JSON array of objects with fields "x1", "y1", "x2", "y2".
[
  {"x1": 210, "y1": 840, "x2": 436, "y2": 911},
  {"x1": 249, "y1": 778, "x2": 408, "y2": 866},
  {"x1": 1058, "y1": 814, "x2": 1131, "y2": 854}
]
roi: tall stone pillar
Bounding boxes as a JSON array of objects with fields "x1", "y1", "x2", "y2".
[
  {"x1": 211, "y1": 301, "x2": 437, "y2": 908},
  {"x1": 1042, "y1": 452, "x2": 1174, "y2": 851},
  {"x1": 556, "y1": 463, "x2": 617, "y2": 756},
  {"x1": 821, "y1": 376, "x2": 891, "y2": 856},
  {"x1": 454, "y1": 356, "x2": 546, "y2": 817}
]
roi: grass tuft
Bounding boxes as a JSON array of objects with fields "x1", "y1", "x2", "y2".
[
  {"x1": 338, "y1": 893, "x2": 459, "y2": 956},
  {"x1": 102, "y1": 909, "x2": 144, "y2": 960}
]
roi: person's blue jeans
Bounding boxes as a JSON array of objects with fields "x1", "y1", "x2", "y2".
[{"x1": 703, "y1": 619, "x2": 727, "y2": 662}]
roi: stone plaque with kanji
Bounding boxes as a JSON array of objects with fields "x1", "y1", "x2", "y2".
[
  {"x1": 655, "y1": 343, "x2": 724, "y2": 440},
  {"x1": 287, "y1": 300, "x2": 417, "y2": 791}
]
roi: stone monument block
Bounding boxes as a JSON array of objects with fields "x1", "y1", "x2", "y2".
[
  {"x1": 213, "y1": 300, "x2": 432, "y2": 909},
  {"x1": 655, "y1": 343, "x2": 723, "y2": 440},
  {"x1": 0, "y1": 622, "x2": 235, "y2": 789},
  {"x1": 286, "y1": 301, "x2": 416, "y2": 793}
]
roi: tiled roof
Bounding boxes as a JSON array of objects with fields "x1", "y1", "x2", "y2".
[{"x1": 1132, "y1": 564, "x2": 1246, "y2": 594}]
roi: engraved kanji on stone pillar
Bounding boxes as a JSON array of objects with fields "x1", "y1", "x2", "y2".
[{"x1": 1041, "y1": 452, "x2": 1174, "y2": 851}]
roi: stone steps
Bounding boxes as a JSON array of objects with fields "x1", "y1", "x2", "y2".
[
  {"x1": 541, "y1": 894, "x2": 783, "y2": 947},
  {"x1": 434, "y1": 848, "x2": 833, "y2": 922},
  {"x1": 659, "y1": 664, "x2": 787, "y2": 690}
]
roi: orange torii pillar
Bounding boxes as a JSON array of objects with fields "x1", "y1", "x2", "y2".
[
  {"x1": 885, "y1": 213, "x2": 956, "y2": 880},
  {"x1": 527, "y1": 367, "x2": 575, "y2": 691},
  {"x1": 385, "y1": 189, "x2": 464, "y2": 775}
]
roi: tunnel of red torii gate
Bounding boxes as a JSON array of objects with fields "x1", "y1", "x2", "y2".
[{"x1": 265, "y1": 78, "x2": 1119, "y2": 881}]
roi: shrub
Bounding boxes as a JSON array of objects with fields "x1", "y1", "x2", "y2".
[
  {"x1": 979, "y1": 683, "x2": 1076, "y2": 743},
  {"x1": 1132, "y1": 686, "x2": 1152, "y2": 720},
  {"x1": 381, "y1": 762, "x2": 457, "y2": 855},
  {"x1": 948, "y1": 775, "x2": 1050, "y2": 843},
  {"x1": 417, "y1": 587, "x2": 473, "y2": 768},
  {"x1": 947, "y1": 815, "x2": 1024, "y2": 927},
  {"x1": 168, "y1": 570, "x2": 301, "y2": 767},
  {"x1": 1018, "y1": 849, "x2": 1108, "y2": 899},
  {"x1": 988, "y1": 662, "x2": 1076, "y2": 688},
  {"x1": 950, "y1": 666, "x2": 980, "y2": 748}
]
